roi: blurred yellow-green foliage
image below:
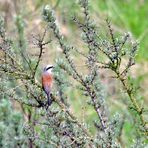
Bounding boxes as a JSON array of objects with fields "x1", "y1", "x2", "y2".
[{"x1": 0, "y1": 0, "x2": 148, "y2": 147}]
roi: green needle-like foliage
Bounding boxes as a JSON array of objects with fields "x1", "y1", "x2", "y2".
[{"x1": 0, "y1": 0, "x2": 147, "y2": 147}]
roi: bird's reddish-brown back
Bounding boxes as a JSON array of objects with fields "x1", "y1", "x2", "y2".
[{"x1": 42, "y1": 73, "x2": 53, "y2": 88}]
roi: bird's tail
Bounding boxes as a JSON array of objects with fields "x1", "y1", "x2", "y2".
[{"x1": 46, "y1": 93, "x2": 52, "y2": 110}]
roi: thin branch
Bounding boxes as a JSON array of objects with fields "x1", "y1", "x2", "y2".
[
  {"x1": 32, "y1": 28, "x2": 51, "y2": 79},
  {"x1": 51, "y1": 94, "x2": 94, "y2": 143}
]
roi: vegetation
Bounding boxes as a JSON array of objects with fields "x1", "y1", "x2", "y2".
[{"x1": 0, "y1": 0, "x2": 147, "y2": 147}]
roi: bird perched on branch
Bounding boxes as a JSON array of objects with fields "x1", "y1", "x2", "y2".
[{"x1": 42, "y1": 64, "x2": 54, "y2": 109}]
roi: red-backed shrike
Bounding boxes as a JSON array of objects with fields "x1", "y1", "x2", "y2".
[{"x1": 42, "y1": 64, "x2": 54, "y2": 108}]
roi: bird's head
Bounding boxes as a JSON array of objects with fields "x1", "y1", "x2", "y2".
[{"x1": 43, "y1": 64, "x2": 54, "y2": 74}]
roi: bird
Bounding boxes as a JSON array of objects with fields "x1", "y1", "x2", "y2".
[{"x1": 42, "y1": 64, "x2": 54, "y2": 109}]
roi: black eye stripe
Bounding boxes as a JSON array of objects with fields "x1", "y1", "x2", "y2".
[{"x1": 46, "y1": 66, "x2": 53, "y2": 70}]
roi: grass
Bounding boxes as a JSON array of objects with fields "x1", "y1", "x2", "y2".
[{"x1": 91, "y1": 0, "x2": 148, "y2": 61}]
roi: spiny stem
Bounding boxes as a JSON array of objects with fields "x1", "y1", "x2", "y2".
[
  {"x1": 51, "y1": 94, "x2": 94, "y2": 142},
  {"x1": 115, "y1": 71, "x2": 147, "y2": 135}
]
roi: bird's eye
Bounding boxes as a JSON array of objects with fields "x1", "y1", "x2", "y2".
[{"x1": 46, "y1": 66, "x2": 53, "y2": 71}]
